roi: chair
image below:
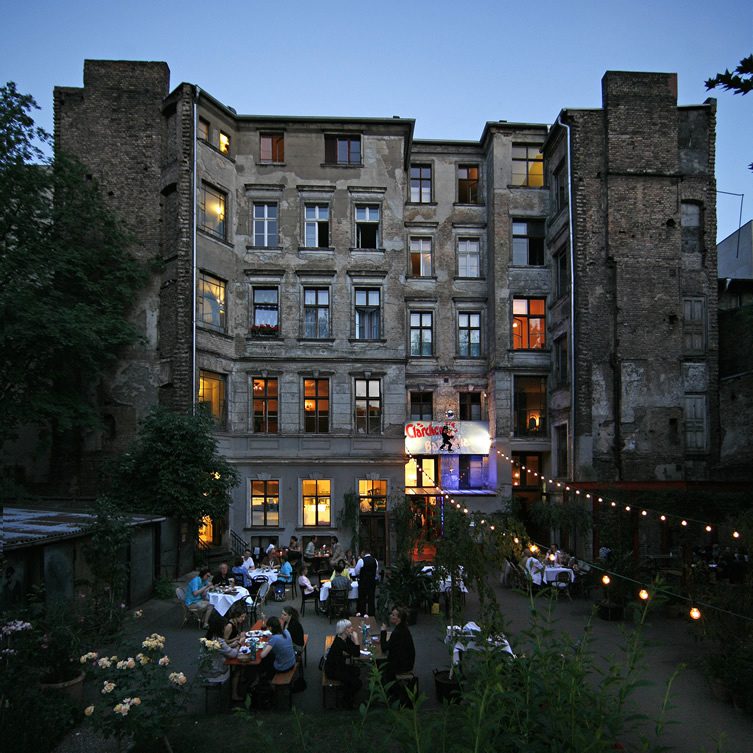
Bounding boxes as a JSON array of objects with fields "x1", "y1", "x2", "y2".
[
  {"x1": 552, "y1": 571, "x2": 572, "y2": 600},
  {"x1": 300, "y1": 584, "x2": 319, "y2": 617},
  {"x1": 246, "y1": 577, "x2": 270, "y2": 623},
  {"x1": 327, "y1": 588, "x2": 349, "y2": 623},
  {"x1": 201, "y1": 668, "x2": 230, "y2": 712},
  {"x1": 176, "y1": 587, "x2": 202, "y2": 629}
]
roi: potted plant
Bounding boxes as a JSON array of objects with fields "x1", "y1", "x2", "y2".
[
  {"x1": 377, "y1": 556, "x2": 431, "y2": 624},
  {"x1": 249, "y1": 323, "x2": 279, "y2": 338}
]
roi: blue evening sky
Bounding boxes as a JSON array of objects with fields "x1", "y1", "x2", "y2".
[{"x1": 2, "y1": 0, "x2": 750, "y2": 241}]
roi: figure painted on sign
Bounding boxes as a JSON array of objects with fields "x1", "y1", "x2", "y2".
[{"x1": 440, "y1": 423, "x2": 455, "y2": 451}]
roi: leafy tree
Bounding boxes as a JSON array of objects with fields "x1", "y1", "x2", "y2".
[
  {"x1": 109, "y1": 407, "x2": 239, "y2": 532},
  {"x1": 0, "y1": 83, "x2": 146, "y2": 466}
]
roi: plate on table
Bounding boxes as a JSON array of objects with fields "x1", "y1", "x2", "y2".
[{"x1": 239, "y1": 646, "x2": 251, "y2": 654}]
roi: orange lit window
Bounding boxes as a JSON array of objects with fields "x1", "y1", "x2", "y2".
[
  {"x1": 513, "y1": 298, "x2": 546, "y2": 349},
  {"x1": 219, "y1": 131, "x2": 231, "y2": 155},
  {"x1": 302, "y1": 479, "x2": 331, "y2": 526}
]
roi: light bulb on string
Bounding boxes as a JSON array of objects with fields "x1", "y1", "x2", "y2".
[
  {"x1": 625, "y1": 506, "x2": 631, "y2": 512},
  {"x1": 733, "y1": 531, "x2": 740, "y2": 539},
  {"x1": 681, "y1": 520, "x2": 688, "y2": 527},
  {"x1": 638, "y1": 589, "x2": 649, "y2": 601},
  {"x1": 660, "y1": 515, "x2": 666, "y2": 521},
  {"x1": 705, "y1": 525, "x2": 712, "y2": 533},
  {"x1": 641, "y1": 510, "x2": 647, "y2": 517},
  {"x1": 689, "y1": 607, "x2": 702, "y2": 621},
  {"x1": 602, "y1": 574, "x2": 611, "y2": 586}
]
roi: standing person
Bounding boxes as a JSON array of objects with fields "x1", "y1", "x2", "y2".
[
  {"x1": 324, "y1": 619, "x2": 362, "y2": 707},
  {"x1": 185, "y1": 567, "x2": 214, "y2": 628},
  {"x1": 524, "y1": 550, "x2": 544, "y2": 588},
  {"x1": 379, "y1": 606, "x2": 415, "y2": 688},
  {"x1": 355, "y1": 549, "x2": 378, "y2": 615}
]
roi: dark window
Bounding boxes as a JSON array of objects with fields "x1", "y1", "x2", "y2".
[
  {"x1": 512, "y1": 452, "x2": 542, "y2": 488},
  {"x1": 199, "y1": 183, "x2": 226, "y2": 240},
  {"x1": 304, "y1": 204, "x2": 330, "y2": 248},
  {"x1": 253, "y1": 202, "x2": 278, "y2": 247},
  {"x1": 410, "y1": 164, "x2": 432, "y2": 203},
  {"x1": 410, "y1": 391, "x2": 433, "y2": 420},
  {"x1": 681, "y1": 202, "x2": 702, "y2": 253},
  {"x1": 512, "y1": 298, "x2": 546, "y2": 349},
  {"x1": 198, "y1": 272, "x2": 226, "y2": 331},
  {"x1": 459, "y1": 392, "x2": 481, "y2": 421},
  {"x1": 458, "y1": 312, "x2": 481, "y2": 357},
  {"x1": 514, "y1": 376, "x2": 547, "y2": 437},
  {"x1": 555, "y1": 424, "x2": 568, "y2": 477},
  {"x1": 355, "y1": 378, "x2": 381, "y2": 434},
  {"x1": 303, "y1": 287, "x2": 330, "y2": 338},
  {"x1": 252, "y1": 377, "x2": 278, "y2": 433},
  {"x1": 683, "y1": 298, "x2": 706, "y2": 353},
  {"x1": 457, "y1": 164, "x2": 479, "y2": 203},
  {"x1": 355, "y1": 204, "x2": 380, "y2": 248},
  {"x1": 410, "y1": 237, "x2": 432, "y2": 276},
  {"x1": 459, "y1": 455, "x2": 487, "y2": 489},
  {"x1": 250, "y1": 480, "x2": 279, "y2": 526},
  {"x1": 554, "y1": 161, "x2": 568, "y2": 212},
  {"x1": 554, "y1": 336, "x2": 568, "y2": 386},
  {"x1": 355, "y1": 288, "x2": 380, "y2": 339},
  {"x1": 325, "y1": 134, "x2": 361, "y2": 165},
  {"x1": 304, "y1": 378, "x2": 329, "y2": 433},
  {"x1": 251, "y1": 287, "x2": 279, "y2": 337},
  {"x1": 199, "y1": 370, "x2": 226, "y2": 428},
  {"x1": 554, "y1": 247, "x2": 570, "y2": 299},
  {"x1": 198, "y1": 117, "x2": 210, "y2": 142},
  {"x1": 512, "y1": 220, "x2": 545, "y2": 265},
  {"x1": 260, "y1": 132, "x2": 284, "y2": 163},
  {"x1": 511, "y1": 144, "x2": 543, "y2": 187},
  {"x1": 410, "y1": 311, "x2": 433, "y2": 356}
]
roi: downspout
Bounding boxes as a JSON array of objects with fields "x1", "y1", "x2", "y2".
[{"x1": 191, "y1": 86, "x2": 200, "y2": 410}]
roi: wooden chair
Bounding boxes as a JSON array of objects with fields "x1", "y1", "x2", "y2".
[
  {"x1": 176, "y1": 587, "x2": 202, "y2": 629},
  {"x1": 300, "y1": 585, "x2": 320, "y2": 617},
  {"x1": 327, "y1": 588, "x2": 349, "y2": 623}
]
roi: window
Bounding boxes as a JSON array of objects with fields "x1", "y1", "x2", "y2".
[
  {"x1": 459, "y1": 392, "x2": 481, "y2": 420},
  {"x1": 405, "y1": 457, "x2": 437, "y2": 488},
  {"x1": 354, "y1": 378, "x2": 381, "y2": 434},
  {"x1": 681, "y1": 202, "x2": 702, "y2": 253},
  {"x1": 410, "y1": 237, "x2": 433, "y2": 276},
  {"x1": 512, "y1": 452, "x2": 541, "y2": 487},
  {"x1": 252, "y1": 377, "x2": 278, "y2": 433},
  {"x1": 250, "y1": 480, "x2": 279, "y2": 526},
  {"x1": 302, "y1": 479, "x2": 331, "y2": 526},
  {"x1": 514, "y1": 376, "x2": 547, "y2": 437},
  {"x1": 355, "y1": 204, "x2": 380, "y2": 248},
  {"x1": 325, "y1": 134, "x2": 361, "y2": 165},
  {"x1": 198, "y1": 117, "x2": 209, "y2": 142},
  {"x1": 198, "y1": 370, "x2": 226, "y2": 427},
  {"x1": 409, "y1": 391, "x2": 433, "y2": 420},
  {"x1": 684, "y1": 395, "x2": 707, "y2": 451},
  {"x1": 555, "y1": 425, "x2": 568, "y2": 477},
  {"x1": 260, "y1": 132, "x2": 284, "y2": 163},
  {"x1": 253, "y1": 202, "x2": 278, "y2": 247},
  {"x1": 251, "y1": 287, "x2": 279, "y2": 337},
  {"x1": 458, "y1": 312, "x2": 481, "y2": 357},
  {"x1": 513, "y1": 298, "x2": 546, "y2": 349},
  {"x1": 303, "y1": 287, "x2": 330, "y2": 338},
  {"x1": 457, "y1": 165, "x2": 479, "y2": 203},
  {"x1": 554, "y1": 161, "x2": 568, "y2": 212},
  {"x1": 511, "y1": 144, "x2": 543, "y2": 187},
  {"x1": 198, "y1": 272, "x2": 226, "y2": 331},
  {"x1": 457, "y1": 238, "x2": 481, "y2": 277},
  {"x1": 459, "y1": 456, "x2": 487, "y2": 489},
  {"x1": 219, "y1": 131, "x2": 231, "y2": 155},
  {"x1": 410, "y1": 311, "x2": 433, "y2": 356},
  {"x1": 683, "y1": 298, "x2": 706, "y2": 353},
  {"x1": 410, "y1": 164, "x2": 432, "y2": 203},
  {"x1": 512, "y1": 220, "x2": 545, "y2": 266},
  {"x1": 355, "y1": 288, "x2": 380, "y2": 339},
  {"x1": 304, "y1": 378, "x2": 329, "y2": 433},
  {"x1": 304, "y1": 204, "x2": 330, "y2": 248},
  {"x1": 554, "y1": 246, "x2": 570, "y2": 299},
  {"x1": 554, "y1": 335, "x2": 568, "y2": 386},
  {"x1": 358, "y1": 479, "x2": 387, "y2": 513},
  {"x1": 199, "y1": 183, "x2": 226, "y2": 240}
]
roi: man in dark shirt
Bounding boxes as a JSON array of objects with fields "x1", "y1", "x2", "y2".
[
  {"x1": 212, "y1": 561, "x2": 232, "y2": 586},
  {"x1": 355, "y1": 550, "x2": 378, "y2": 615}
]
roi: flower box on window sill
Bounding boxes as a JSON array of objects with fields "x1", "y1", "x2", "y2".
[{"x1": 249, "y1": 325, "x2": 280, "y2": 338}]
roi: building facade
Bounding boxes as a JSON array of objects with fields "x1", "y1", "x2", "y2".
[{"x1": 48, "y1": 61, "x2": 719, "y2": 561}]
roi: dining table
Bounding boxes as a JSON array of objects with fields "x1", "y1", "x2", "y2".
[
  {"x1": 206, "y1": 585, "x2": 249, "y2": 617},
  {"x1": 246, "y1": 567, "x2": 278, "y2": 587},
  {"x1": 319, "y1": 570, "x2": 359, "y2": 604},
  {"x1": 543, "y1": 566, "x2": 576, "y2": 584},
  {"x1": 225, "y1": 619, "x2": 309, "y2": 667},
  {"x1": 445, "y1": 621, "x2": 514, "y2": 665},
  {"x1": 421, "y1": 565, "x2": 469, "y2": 593}
]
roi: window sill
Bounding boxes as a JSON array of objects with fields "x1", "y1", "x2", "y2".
[
  {"x1": 453, "y1": 202, "x2": 485, "y2": 208},
  {"x1": 455, "y1": 354, "x2": 484, "y2": 360},
  {"x1": 321, "y1": 162, "x2": 363, "y2": 168},
  {"x1": 509, "y1": 348, "x2": 551, "y2": 353},
  {"x1": 256, "y1": 161, "x2": 286, "y2": 167},
  {"x1": 509, "y1": 264, "x2": 547, "y2": 269},
  {"x1": 406, "y1": 275, "x2": 438, "y2": 281},
  {"x1": 348, "y1": 338, "x2": 387, "y2": 344},
  {"x1": 299, "y1": 246, "x2": 335, "y2": 253},
  {"x1": 246, "y1": 245, "x2": 283, "y2": 252},
  {"x1": 198, "y1": 229, "x2": 233, "y2": 248},
  {"x1": 198, "y1": 139, "x2": 235, "y2": 162},
  {"x1": 297, "y1": 337, "x2": 336, "y2": 343},
  {"x1": 453, "y1": 276, "x2": 485, "y2": 281},
  {"x1": 506, "y1": 184, "x2": 547, "y2": 191},
  {"x1": 246, "y1": 335, "x2": 284, "y2": 343},
  {"x1": 405, "y1": 201, "x2": 437, "y2": 207},
  {"x1": 349, "y1": 247, "x2": 385, "y2": 253},
  {"x1": 244, "y1": 526, "x2": 285, "y2": 531},
  {"x1": 197, "y1": 325, "x2": 232, "y2": 339},
  {"x1": 408, "y1": 355, "x2": 437, "y2": 360}
]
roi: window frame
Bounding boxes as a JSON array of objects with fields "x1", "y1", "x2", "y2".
[
  {"x1": 325, "y1": 134, "x2": 362, "y2": 165},
  {"x1": 218, "y1": 130, "x2": 231, "y2": 156},
  {"x1": 457, "y1": 237, "x2": 481, "y2": 278},
  {"x1": 354, "y1": 287, "x2": 381, "y2": 340},
  {"x1": 303, "y1": 377, "x2": 330, "y2": 433},
  {"x1": 554, "y1": 335, "x2": 569, "y2": 387},
  {"x1": 553, "y1": 161, "x2": 568, "y2": 212},
  {"x1": 457, "y1": 164, "x2": 480, "y2": 204},
  {"x1": 409, "y1": 391, "x2": 433, "y2": 420},
  {"x1": 199, "y1": 182, "x2": 227, "y2": 241},
  {"x1": 512, "y1": 452, "x2": 543, "y2": 488},
  {"x1": 250, "y1": 286, "x2": 280, "y2": 338},
  {"x1": 554, "y1": 246, "x2": 570, "y2": 299},
  {"x1": 684, "y1": 394, "x2": 708, "y2": 452},
  {"x1": 304, "y1": 203, "x2": 330, "y2": 249},
  {"x1": 358, "y1": 479, "x2": 387, "y2": 513},
  {"x1": 409, "y1": 310, "x2": 434, "y2": 357},
  {"x1": 259, "y1": 132, "x2": 285, "y2": 163},
  {"x1": 682, "y1": 297, "x2": 706, "y2": 353},
  {"x1": 457, "y1": 311, "x2": 482, "y2": 358},
  {"x1": 355, "y1": 204, "x2": 380, "y2": 249},
  {"x1": 513, "y1": 375, "x2": 547, "y2": 437},
  {"x1": 198, "y1": 117, "x2": 210, "y2": 142},
  {"x1": 252, "y1": 377, "x2": 279, "y2": 434},
  {"x1": 253, "y1": 201, "x2": 279, "y2": 248},
  {"x1": 511, "y1": 144, "x2": 544, "y2": 188},
  {"x1": 198, "y1": 370, "x2": 227, "y2": 429},
  {"x1": 555, "y1": 425, "x2": 568, "y2": 478},
  {"x1": 459, "y1": 455, "x2": 488, "y2": 490},
  {"x1": 409, "y1": 236, "x2": 433, "y2": 277},
  {"x1": 303, "y1": 286, "x2": 331, "y2": 339},
  {"x1": 681, "y1": 201, "x2": 703, "y2": 254},
  {"x1": 249, "y1": 479, "x2": 280, "y2": 527},
  {"x1": 197, "y1": 271, "x2": 227, "y2": 332},
  {"x1": 512, "y1": 219, "x2": 545, "y2": 266},
  {"x1": 301, "y1": 479, "x2": 331, "y2": 527},
  {"x1": 512, "y1": 298, "x2": 546, "y2": 350},
  {"x1": 410, "y1": 164, "x2": 433, "y2": 203},
  {"x1": 354, "y1": 377, "x2": 382, "y2": 435},
  {"x1": 459, "y1": 392, "x2": 482, "y2": 421}
]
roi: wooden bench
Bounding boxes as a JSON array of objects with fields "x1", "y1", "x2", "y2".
[
  {"x1": 271, "y1": 664, "x2": 298, "y2": 709},
  {"x1": 321, "y1": 669, "x2": 343, "y2": 709}
]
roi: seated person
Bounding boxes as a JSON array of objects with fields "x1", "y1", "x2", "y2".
[
  {"x1": 185, "y1": 567, "x2": 214, "y2": 628},
  {"x1": 287, "y1": 536, "x2": 302, "y2": 565},
  {"x1": 277, "y1": 553, "x2": 293, "y2": 583},
  {"x1": 380, "y1": 606, "x2": 416, "y2": 688},
  {"x1": 231, "y1": 556, "x2": 249, "y2": 588},
  {"x1": 524, "y1": 551, "x2": 544, "y2": 587},
  {"x1": 242, "y1": 548, "x2": 255, "y2": 571},
  {"x1": 256, "y1": 615, "x2": 296, "y2": 683},
  {"x1": 344, "y1": 549, "x2": 357, "y2": 568},
  {"x1": 213, "y1": 561, "x2": 232, "y2": 586},
  {"x1": 223, "y1": 603, "x2": 247, "y2": 646},
  {"x1": 297, "y1": 565, "x2": 319, "y2": 597},
  {"x1": 262, "y1": 550, "x2": 280, "y2": 568},
  {"x1": 303, "y1": 536, "x2": 317, "y2": 560},
  {"x1": 204, "y1": 610, "x2": 243, "y2": 701},
  {"x1": 324, "y1": 619, "x2": 362, "y2": 707},
  {"x1": 330, "y1": 561, "x2": 352, "y2": 592},
  {"x1": 329, "y1": 536, "x2": 346, "y2": 569},
  {"x1": 281, "y1": 606, "x2": 305, "y2": 654}
]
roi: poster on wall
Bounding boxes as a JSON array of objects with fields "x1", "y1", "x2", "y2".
[{"x1": 404, "y1": 421, "x2": 491, "y2": 456}]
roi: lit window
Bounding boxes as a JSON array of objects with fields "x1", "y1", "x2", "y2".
[
  {"x1": 198, "y1": 117, "x2": 209, "y2": 142},
  {"x1": 355, "y1": 378, "x2": 381, "y2": 434},
  {"x1": 198, "y1": 370, "x2": 226, "y2": 428},
  {"x1": 405, "y1": 457, "x2": 437, "y2": 488},
  {"x1": 513, "y1": 298, "x2": 546, "y2": 349},
  {"x1": 458, "y1": 312, "x2": 481, "y2": 357},
  {"x1": 459, "y1": 392, "x2": 481, "y2": 420},
  {"x1": 325, "y1": 134, "x2": 361, "y2": 165},
  {"x1": 253, "y1": 202, "x2": 278, "y2": 247},
  {"x1": 358, "y1": 480, "x2": 387, "y2": 513},
  {"x1": 198, "y1": 272, "x2": 226, "y2": 331},
  {"x1": 410, "y1": 311, "x2": 433, "y2": 357},
  {"x1": 681, "y1": 202, "x2": 702, "y2": 253},
  {"x1": 303, "y1": 288, "x2": 330, "y2": 338},
  {"x1": 355, "y1": 288, "x2": 381, "y2": 340},
  {"x1": 250, "y1": 480, "x2": 279, "y2": 526},
  {"x1": 514, "y1": 376, "x2": 547, "y2": 437},
  {"x1": 457, "y1": 165, "x2": 479, "y2": 203},
  {"x1": 511, "y1": 144, "x2": 543, "y2": 187},
  {"x1": 409, "y1": 391, "x2": 433, "y2": 420},
  {"x1": 410, "y1": 237, "x2": 432, "y2": 276},
  {"x1": 302, "y1": 479, "x2": 331, "y2": 526},
  {"x1": 355, "y1": 205, "x2": 380, "y2": 249},
  {"x1": 304, "y1": 378, "x2": 329, "y2": 433},
  {"x1": 410, "y1": 164, "x2": 432, "y2": 203},
  {"x1": 260, "y1": 132, "x2": 284, "y2": 163},
  {"x1": 512, "y1": 220, "x2": 545, "y2": 266},
  {"x1": 219, "y1": 131, "x2": 231, "y2": 155},
  {"x1": 251, "y1": 287, "x2": 279, "y2": 338},
  {"x1": 199, "y1": 183, "x2": 226, "y2": 240},
  {"x1": 459, "y1": 455, "x2": 487, "y2": 489},
  {"x1": 457, "y1": 238, "x2": 481, "y2": 277},
  {"x1": 305, "y1": 204, "x2": 330, "y2": 248},
  {"x1": 683, "y1": 298, "x2": 706, "y2": 353},
  {"x1": 252, "y1": 377, "x2": 278, "y2": 433},
  {"x1": 512, "y1": 453, "x2": 541, "y2": 487}
]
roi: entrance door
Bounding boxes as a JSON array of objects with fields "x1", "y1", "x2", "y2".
[{"x1": 358, "y1": 514, "x2": 387, "y2": 565}]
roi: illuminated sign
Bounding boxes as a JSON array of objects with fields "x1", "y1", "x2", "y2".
[{"x1": 404, "y1": 421, "x2": 491, "y2": 456}]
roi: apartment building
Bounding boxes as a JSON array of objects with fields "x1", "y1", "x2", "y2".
[{"x1": 48, "y1": 61, "x2": 718, "y2": 561}]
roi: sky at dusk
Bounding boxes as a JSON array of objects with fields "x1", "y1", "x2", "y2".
[{"x1": 2, "y1": 0, "x2": 751, "y2": 241}]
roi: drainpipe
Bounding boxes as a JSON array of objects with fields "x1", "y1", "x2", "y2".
[{"x1": 191, "y1": 85, "x2": 200, "y2": 410}]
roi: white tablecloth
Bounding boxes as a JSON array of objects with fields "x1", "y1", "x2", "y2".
[
  {"x1": 543, "y1": 566, "x2": 575, "y2": 584},
  {"x1": 207, "y1": 586, "x2": 249, "y2": 617},
  {"x1": 445, "y1": 622, "x2": 514, "y2": 664},
  {"x1": 421, "y1": 565, "x2": 468, "y2": 593},
  {"x1": 246, "y1": 568, "x2": 278, "y2": 587},
  {"x1": 319, "y1": 580, "x2": 358, "y2": 602}
]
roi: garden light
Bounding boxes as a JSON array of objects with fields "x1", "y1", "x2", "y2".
[
  {"x1": 602, "y1": 575, "x2": 611, "y2": 586},
  {"x1": 689, "y1": 607, "x2": 702, "y2": 621}
]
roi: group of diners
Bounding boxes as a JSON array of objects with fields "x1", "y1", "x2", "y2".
[{"x1": 517, "y1": 544, "x2": 581, "y2": 589}]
